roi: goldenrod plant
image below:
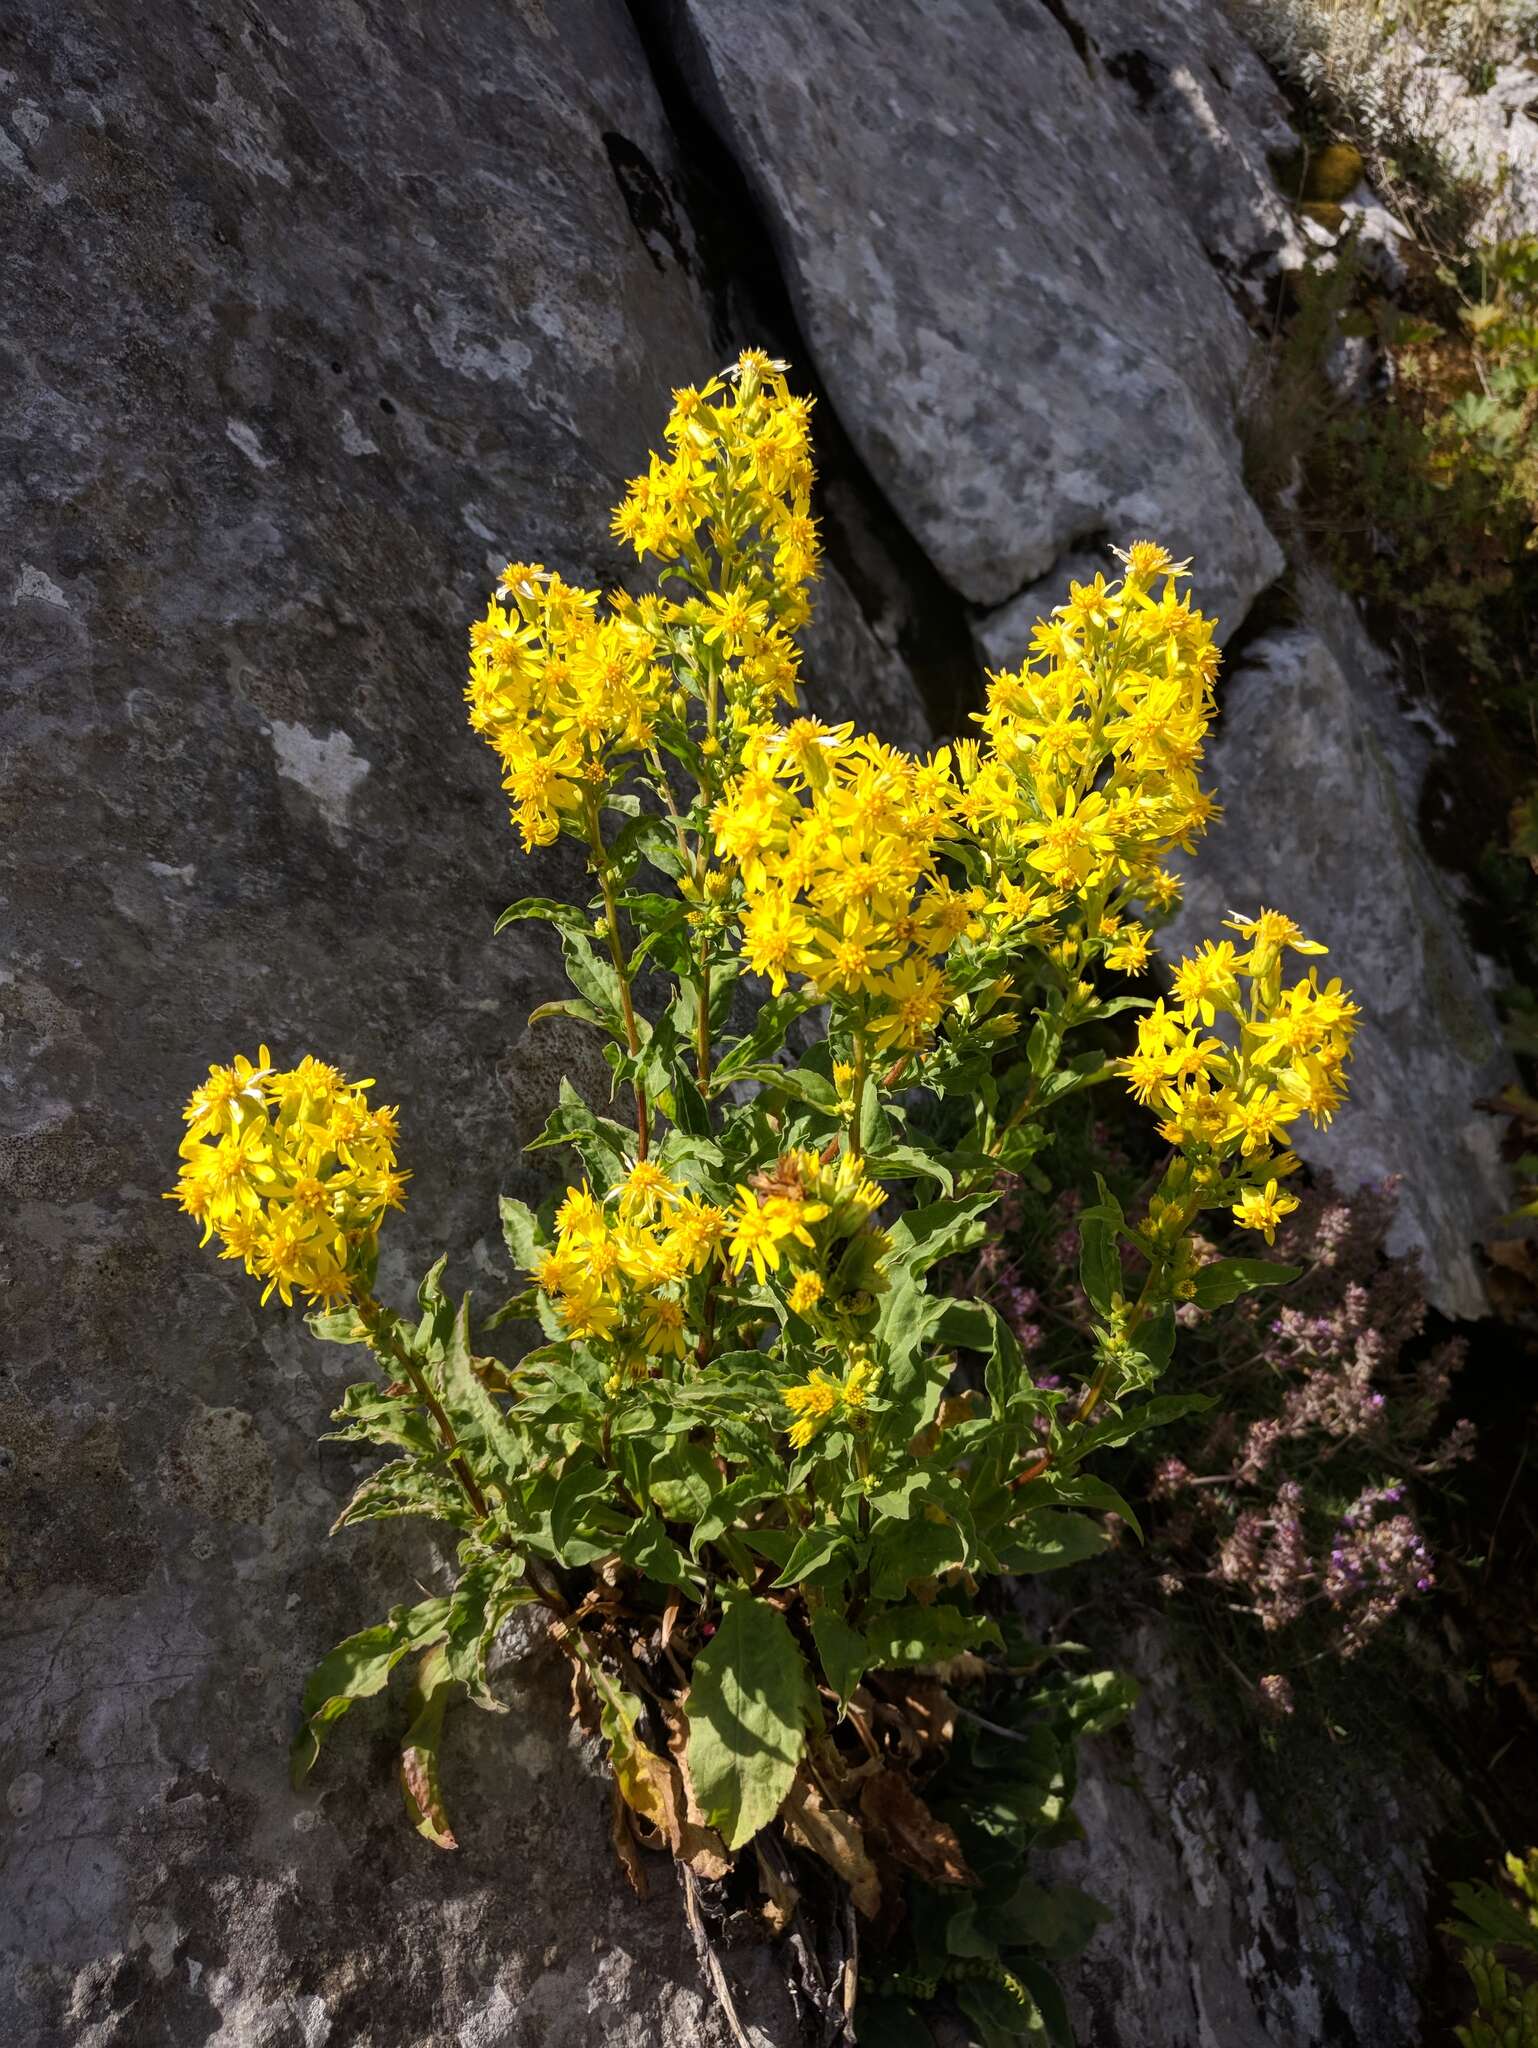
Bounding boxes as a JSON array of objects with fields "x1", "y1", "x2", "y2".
[
  {"x1": 169, "y1": 352, "x2": 1359, "y2": 2037},
  {"x1": 1445, "y1": 1848, "x2": 1538, "y2": 2048}
]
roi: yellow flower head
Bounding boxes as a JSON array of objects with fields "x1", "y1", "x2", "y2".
[
  {"x1": 788, "y1": 1270, "x2": 825, "y2": 1316},
  {"x1": 1231, "y1": 1178, "x2": 1299, "y2": 1246},
  {"x1": 168, "y1": 1050, "x2": 405, "y2": 1307},
  {"x1": 783, "y1": 1355, "x2": 877, "y2": 1451}
]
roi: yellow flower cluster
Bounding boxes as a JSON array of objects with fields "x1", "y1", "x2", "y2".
[
  {"x1": 727, "y1": 1146, "x2": 889, "y2": 1295},
  {"x1": 611, "y1": 348, "x2": 820, "y2": 616},
  {"x1": 784, "y1": 1355, "x2": 875, "y2": 1452},
  {"x1": 167, "y1": 1049, "x2": 406, "y2": 1306},
  {"x1": 954, "y1": 542, "x2": 1220, "y2": 946},
  {"x1": 467, "y1": 352, "x2": 825, "y2": 845},
  {"x1": 710, "y1": 722, "x2": 972, "y2": 1053},
  {"x1": 532, "y1": 1164, "x2": 728, "y2": 1363},
  {"x1": 466, "y1": 568, "x2": 664, "y2": 851},
  {"x1": 1117, "y1": 910, "x2": 1360, "y2": 1240}
]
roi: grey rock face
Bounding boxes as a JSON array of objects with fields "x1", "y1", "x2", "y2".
[
  {"x1": 1, "y1": 0, "x2": 1513, "y2": 2040},
  {"x1": 670, "y1": 0, "x2": 1284, "y2": 619},
  {"x1": 1055, "y1": 1624, "x2": 1431, "y2": 2048},
  {"x1": 1164, "y1": 576, "x2": 1511, "y2": 1318},
  {"x1": 0, "y1": 3, "x2": 860, "y2": 2040},
  {"x1": 1073, "y1": 0, "x2": 1307, "y2": 287}
]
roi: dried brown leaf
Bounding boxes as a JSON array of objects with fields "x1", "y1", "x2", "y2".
[
  {"x1": 662, "y1": 1701, "x2": 734, "y2": 1881},
  {"x1": 858, "y1": 1769, "x2": 976, "y2": 1888},
  {"x1": 609, "y1": 1780, "x2": 649, "y2": 1897},
  {"x1": 783, "y1": 1772, "x2": 883, "y2": 1919},
  {"x1": 754, "y1": 1839, "x2": 800, "y2": 1934}
]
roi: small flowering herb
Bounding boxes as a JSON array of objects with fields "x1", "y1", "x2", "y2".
[{"x1": 169, "y1": 354, "x2": 1363, "y2": 2035}]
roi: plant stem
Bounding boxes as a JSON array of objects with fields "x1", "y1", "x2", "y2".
[
  {"x1": 353, "y1": 1290, "x2": 491, "y2": 1521},
  {"x1": 847, "y1": 1023, "x2": 867, "y2": 1154},
  {"x1": 696, "y1": 919, "x2": 712, "y2": 1092},
  {"x1": 585, "y1": 798, "x2": 650, "y2": 1160}
]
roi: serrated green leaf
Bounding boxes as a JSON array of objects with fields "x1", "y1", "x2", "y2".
[
  {"x1": 325, "y1": 1380, "x2": 439, "y2": 1458},
  {"x1": 438, "y1": 1296, "x2": 519, "y2": 1491},
  {"x1": 291, "y1": 1596, "x2": 451, "y2": 1785},
  {"x1": 399, "y1": 1645, "x2": 459, "y2": 1850},
  {"x1": 1053, "y1": 1667, "x2": 1139, "y2": 1738},
  {"x1": 685, "y1": 1594, "x2": 808, "y2": 1850},
  {"x1": 329, "y1": 1456, "x2": 474, "y2": 1533},
  {"x1": 622, "y1": 1513, "x2": 703, "y2": 1591},
  {"x1": 869, "y1": 1514, "x2": 966, "y2": 1600},
  {"x1": 498, "y1": 1196, "x2": 546, "y2": 1275},
  {"x1": 956, "y1": 1974, "x2": 1047, "y2": 2044},
  {"x1": 558, "y1": 927, "x2": 626, "y2": 1028}
]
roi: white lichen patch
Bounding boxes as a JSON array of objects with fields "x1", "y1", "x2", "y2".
[
  {"x1": 11, "y1": 562, "x2": 65, "y2": 606},
  {"x1": 337, "y1": 407, "x2": 379, "y2": 456},
  {"x1": 226, "y1": 419, "x2": 275, "y2": 469},
  {"x1": 269, "y1": 720, "x2": 370, "y2": 833}
]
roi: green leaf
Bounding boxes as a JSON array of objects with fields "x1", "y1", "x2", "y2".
[
  {"x1": 956, "y1": 1975, "x2": 1047, "y2": 2044},
  {"x1": 550, "y1": 1457, "x2": 625, "y2": 1565},
  {"x1": 442, "y1": 1560, "x2": 535, "y2": 1700},
  {"x1": 711, "y1": 991, "x2": 814, "y2": 1084},
  {"x1": 399, "y1": 1645, "x2": 459, "y2": 1850},
  {"x1": 494, "y1": 896, "x2": 593, "y2": 936},
  {"x1": 498, "y1": 1196, "x2": 546, "y2": 1274},
  {"x1": 772, "y1": 1065, "x2": 839, "y2": 1111},
  {"x1": 690, "y1": 1475, "x2": 773, "y2": 1557},
  {"x1": 524, "y1": 1077, "x2": 634, "y2": 1189},
  {"x1": 1189, "y1": 1257, "x2": 1301, "y2": 1309},
  {"x1": 1140, "y1": 1301, "x2": 1177, "y2": 1375},
  {"x1": 997, "y1": 1510, "x2": 1108, "y2": 1575},
  {"x1": 1039, "y1": 1472, "x2": 1143, "y2": 1543},
  {"x1": 858, "y1": 1074, "x2": 890, "y2": 1152},
  {"x1": 772, "y1": 1522, "x2": 856, "y2": 1590},
  {"x1": 1011, "y1": 1962, "x2": 1074, "y2": 2048},
  {"x1": 325, "y1": 1381, "x2": 438, "y2": 1459},
  {"x1": 685, "y1": 1594, "x2": 809, "y2": 1850},
  {"x1": 809, "y1": 1608, "x2": 868, "y2": 1709},
  {"x1": 438, "y1": 1296, "x2": 519, "y2": 1491},
  {"x1": 865, "y1": 1144, "x2": 955, "y2": 1195},
  {"x1": 558, "y1": 928, "x2": 626, "y2": 1028},
  {"x1": 984, "y1": 1878, "x2": 1111, "y2": 1960},
  {"x1": 863, "y1": 1603, "x2": 1003, "y2": 1669},
  {"x1": 1068, "y1": 1391, "x2": 1215, "y2": 1458},
  {"x1": 887, "y1": 1193, "x2": 999, "y2": 1276},
  {"x1": 1078, "y1": 1176, "x2": 1124, "y2": 1316},
  {"x1": 329, "y1": 1457, "x2": 474, "y2": 1533},
  {"x1": 526, "y1": 996, "x2": 613, "y2": 1034},
  {"x1": 622, "y1": 1514, "x2": 702, "y2": 1591},
  {"x1": 604, "y1": 810, "x2": 686, "y2": 880},
  {"x1": 1053, "y1": 1667, "x2": 1139, "y2": 1738},
  {"x1": 291, "y1": 1596, "x2": 451, "y2": 1785},
  {"x1": 308, "y1": 1305, "x2": 368, "y2": 1345},
  {"x1": 869, "y1": 1514, "x2": 966, "y2": 1600},
  {"x1": 647, "y1": 1438, "x2": 721, "y2": 1524}
]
